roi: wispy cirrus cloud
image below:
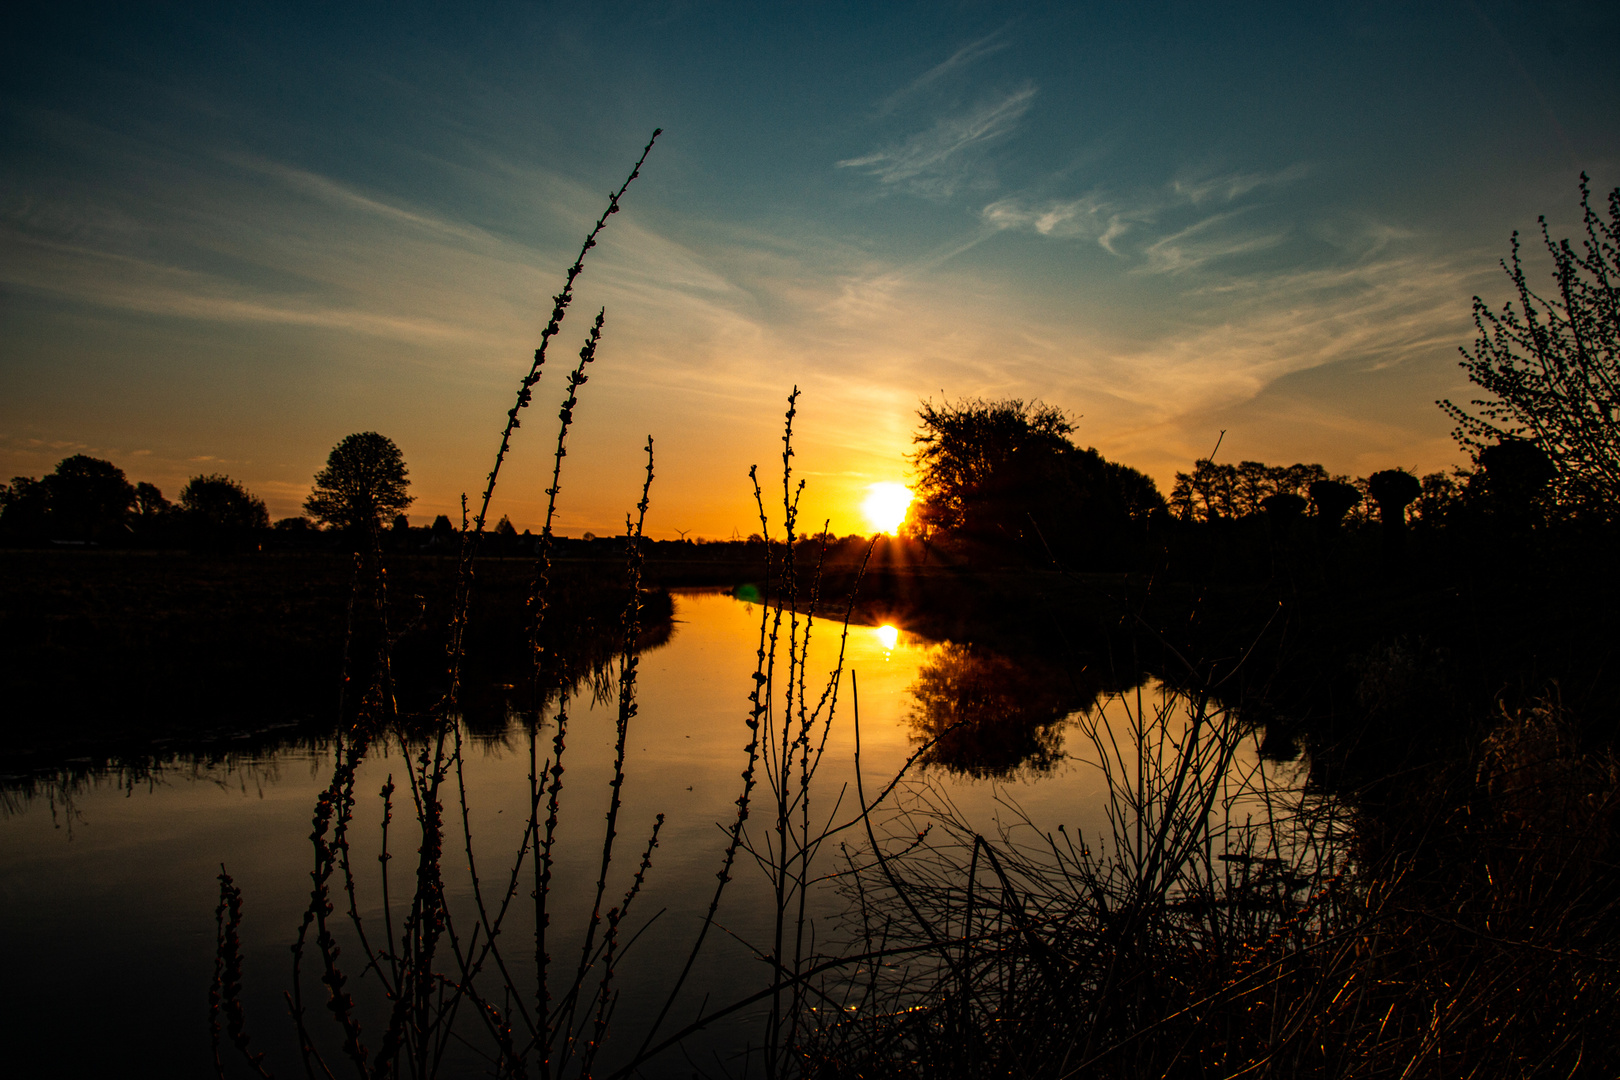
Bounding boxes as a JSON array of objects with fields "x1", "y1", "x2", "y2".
[
  {"x1": 837, "y1": 84, "x2": 1037, "y2": 198},
  {"x1": 876, "y1": 28, "x2": 1013, "y2": 115},
  {"x1": 0, "y1": 224, "x2": 511, "y2": 346},
  {"x1": 1112, "y1": 253, "x2": 1482, "y2": 406},
  {"x1": 234, "y1": 156, "x2": 499, "y2": 247},
  {"x1": 0, "y1": 134, "x2": 584, "y2": 356},
  {"x1": 1169, "y1": 163, "x2": 1310, "y2": 206},
  {"x1": 981, "y1": 192, "x2": 1138, "y2": 250},
  {"x1": 980, "y1": 161, "x2": 1309, "y2": 269},
  {"x1": 1136, "y1": 211, "x2": 1289, "y2": 275}
]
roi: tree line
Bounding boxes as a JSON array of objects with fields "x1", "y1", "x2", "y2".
[
  {"x1": 0, "y1": 431, "x2": 413, "y2": 549},
  {"x1": 902, "y1": 178, "x2": 1617, "y2": 572},
  {"x1": 900, "y1": 396, "x2": 1573, "y2": 577}
]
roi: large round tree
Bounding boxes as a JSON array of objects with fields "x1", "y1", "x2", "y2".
[
  {"x1": 44, "y1": 455, "x2": 136, "y2": 541},
  {"x1": 908, "y1": 397, "x2": 1164, "y2": 566},
  {"x1": 180, "y1": 474, "x2": 269, "y2": 530},
  {"x1": 305, "y1": 432, "x2": 413, "y2": 533}
]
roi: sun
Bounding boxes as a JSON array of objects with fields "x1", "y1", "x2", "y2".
[{"x1": 861, "y1": 482, "x2": 914, "y2": 535}]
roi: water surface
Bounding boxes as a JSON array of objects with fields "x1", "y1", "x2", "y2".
[{"x1": 1, "y1": 590, "x2": 1299, "y2": 1076}]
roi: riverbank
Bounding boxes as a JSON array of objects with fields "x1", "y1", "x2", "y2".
[
  {"x1": 6, "y1": 532, "x2": 1614, "y2": 785},
  {"x1": 0, "y1": 549, "x2": 676, "y2": 767},
  {"x1": 806, "y1": 538, "x2": 1619, "y2": 786}
]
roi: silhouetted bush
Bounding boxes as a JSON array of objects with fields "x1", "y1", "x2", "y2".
[{"x1": 1440, "y1": 175, "x2": 1620, "y2": 518}]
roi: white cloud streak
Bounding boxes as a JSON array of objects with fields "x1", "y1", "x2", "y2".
[
  {"x1": 1136, "y1": 212, "x2": 1288, "y2": 275},
  {"x1": 837, "y1": 84, "x2": 1037, "y2": 197},
  {"x1": 981, "y1": 192, "x2": 1133, "y2": 246},
  {"x1": 1170, "y1": 163, "x2": 1311, "y2": 206},
  {"x1": 980, "y1": 162, "x2": 1311, "y2": 270},
  {"x1": 876, "y1": 29, "x2": 1013, "y2": 115}
]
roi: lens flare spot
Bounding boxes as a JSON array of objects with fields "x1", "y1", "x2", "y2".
[{"x1": 862, "y1": 483, "x2": 913, "y2": 535}]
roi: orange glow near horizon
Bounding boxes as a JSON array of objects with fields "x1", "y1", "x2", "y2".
[{"x1": 861, "y1": 482, "x2": 913, "y2": 535}]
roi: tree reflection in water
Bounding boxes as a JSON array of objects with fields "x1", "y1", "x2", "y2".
[{"x1": 907, "y1": 641, "x2": 1127, "y2": 779}]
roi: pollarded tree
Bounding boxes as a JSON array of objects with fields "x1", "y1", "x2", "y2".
[
  {"x1": 1477, "y1": 439, "x2": 1556, "y2": 506},
  {"x1": 304, "y1": 432, "x2": 413, "y2": 534},
  {"x1": 1439, "y1": 175, "x2": 1620, "y2": 516},
  {"x1": 1367, "y1": 469, "x2": 1421, "y2": 566},
  {"x1": 1308, "y1": 478, "x2": 1361, "y2": 529},
  {"x1": 1367, "y1": 469, "x2": 1422, "y2": 529}
]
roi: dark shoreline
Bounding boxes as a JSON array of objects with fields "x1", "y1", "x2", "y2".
[
  {"x1": 0, "y1": 549, "x2": 679, "y2": 768},
  {"x1": 5, "y1": 538, "x2": 1615, "y2": 788}
]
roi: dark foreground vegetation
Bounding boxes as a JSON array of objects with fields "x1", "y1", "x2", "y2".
[
  {"x1": 5, "y1": 141, "x2": 1616, "y2": 1078},
  {"x1": 788, "y1": 178, "x2": 1620, "y2": 1076},
  {"x1": 793, "y1": 175, "x2": 1620, "y2": 1080}
]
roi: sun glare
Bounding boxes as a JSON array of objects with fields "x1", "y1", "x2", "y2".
[
  {"x1": 875, "y1": 624, "x2": 899, "y2": 651},
  {"x1": 862, "y1": 482, "x2": 913, "y2": 535}
]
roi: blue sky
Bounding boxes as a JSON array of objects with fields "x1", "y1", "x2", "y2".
[{"x1": 3, "y1": 2, "x2": 1616, "y2": 536}]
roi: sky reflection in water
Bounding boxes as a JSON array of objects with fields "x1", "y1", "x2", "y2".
[{"x1": 0, "y1": 590, "x2": 1302, "y2": 1074}]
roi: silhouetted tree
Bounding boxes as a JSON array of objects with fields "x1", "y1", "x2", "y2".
[
  {"x1": 1309, "y1": 479, "x2": 1362, "y2": 530},
  {"x1": 1439, "y1": 176, "x2": 1620, "y2": 516},
  {"x1": 1367, "y1": 470, "x2": 1421, "y2": 529},
  {"x1": 1414, "y1": 471, "x2": 1464, "y2": 526},
  {"x1": 492, "y1": 514, "x2": 518, "y2": 556},
  {"x1": 1259, "y1": 492, "x2": 1309, "y2": 579},
  {"x1": 133, "y1": 482, "x2": 170, "y2": 520},
  {"x1": 1176, "y1": 459, "x2": 1330, "y2": 523},
  {"x1": 1278, "y1": 462, "x2": 1330, "y2": 498},
  {"x1": 907, "y1": 643, "x2": 1085, "y2": 779},
  {"x1": 1172, "y1": 459, "x2": 1236, "y2": 522},
  {"x1": 1224, "y1": 459, "x2": 1328, "y2": 518},
  {"x1": 903, "y1": 498, "x2": 952, "y2": 560},
  {"x1": 1261, "y1": 491, "x2": 1307, "y2": 520},
  {"x1": 42, "y1": 455, "x2": 135, "y2": 541},
  {"x1": 911, "y1": 398, "x2": 1074, "y2": 532},
  {"x1": 1477, "y1": 439, "x2": 1556, "y2": 521},
  {"x1": 304, "y1": 432, "x2": 412, "y2": 535},
  {"x1": 180, "y1": 474, "x2": 270, "y2": 530},
  {"x1": 909, "y1": 398, "x2": 1163, "y2": 565},
  {"x1": 1234, "y1": 461, "x2": 1273, "y2": 516},
  {"x1": 127, "y1": 481, "x2": 173, "y2": 544},
  {"x1": 1368, "y1": 469, "x2": 1421, "y2": 566},
  {"x1": 1348, "y1": 476, "x2": 1377, "y2": 526},
  {"x1": 0, "y1": 475, "x2": 53, "y2": 541}
]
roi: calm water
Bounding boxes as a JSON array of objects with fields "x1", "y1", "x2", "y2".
[{"x1": 0, "y1": 590, "x2": 1299, "y2": 1077}]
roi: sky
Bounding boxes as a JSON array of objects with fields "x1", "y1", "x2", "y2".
[{"x1": 2, "y1": 2, "x2": 1617, "y2": 539}]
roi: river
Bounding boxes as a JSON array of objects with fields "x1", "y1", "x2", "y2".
[{"x1": 1, "y1": 589, "x2": 1303, "y2": 1077}]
